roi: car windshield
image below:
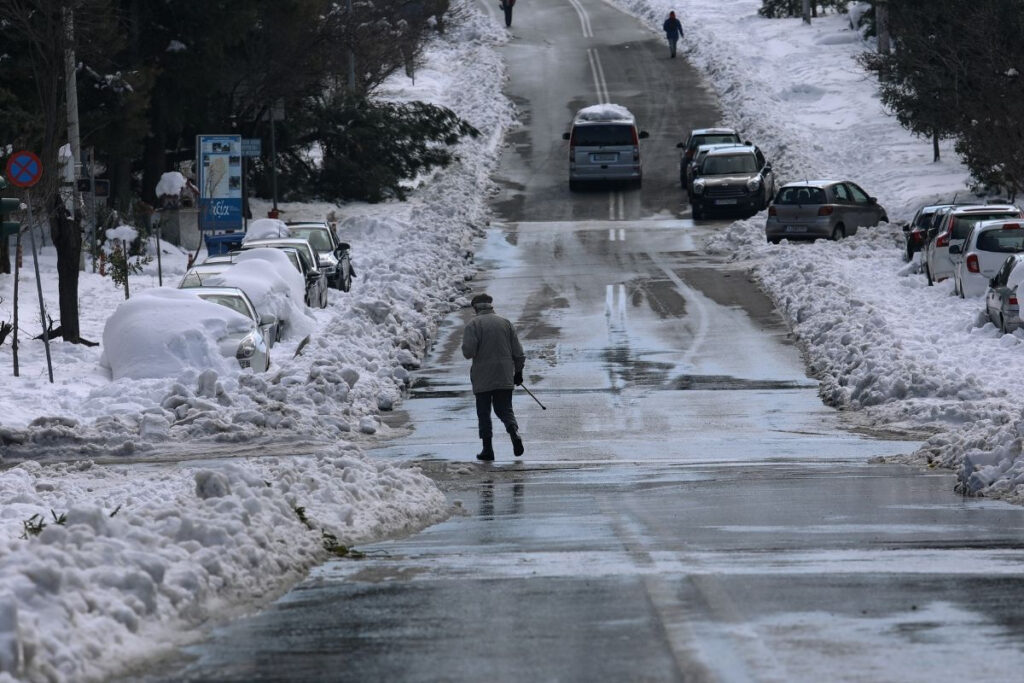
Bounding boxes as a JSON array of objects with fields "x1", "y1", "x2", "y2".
[
  {"x1": 290, "y1": 227, "x2": 333, "y2": 251},
  {"x1": 573, "y1": 124, "x2": 634, "y2": 146},
  {"x1": 952, "y1": 212, "x2": 1020, "y2": 239},
  {"x1": 197, "y1": 294, "x2": 253, "y2": 320},
  {"x1": 775, "y1": 186, "x2": 826, "y2": 205},
  {"x1": 977, "y1": 226, "x2": 1024, "y2": 252},
  {"x1": 700, "y1": 154, "x2": 757, "y2": 175},
  {"x1": 694, "y1": 134, "x2": 740, "y2": 148}
]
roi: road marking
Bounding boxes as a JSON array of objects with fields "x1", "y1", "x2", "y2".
[
  {"x1": 607, "y1": 227, "x2": 626, "y2": 241},
  {"x1": 567, "y1": 0, "x2": 594, "y2": 38},
  {"x1": 586, "y1": 48, "x2": 610, "y2": 104},
  {"x1": 648, "y1": 250, "x2": 709, "y2": 369},
  {"x1": 608, "y1": 192, "x2": 625, "y2": 220}
]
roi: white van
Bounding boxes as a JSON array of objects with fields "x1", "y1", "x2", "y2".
[{"x1": 562, "y1": 104, "x2": 648, "y2": 191}]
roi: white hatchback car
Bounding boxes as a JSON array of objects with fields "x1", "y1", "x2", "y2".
[
  {"x1": 952, "y1": 219, "x2": 1024, "y2": 298},
  {"x1": 924, "y1": 204, "x2": 1022, "y2": 285}
]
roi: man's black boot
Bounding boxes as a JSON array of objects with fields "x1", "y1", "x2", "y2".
[
  {"x1": 476, "y1": 438, "x2": 495, "y2": 461},
  {"x1": 510, "y1": 430, "x2": 524, "y2": 457}
]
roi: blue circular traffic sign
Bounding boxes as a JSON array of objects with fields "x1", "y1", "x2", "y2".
[{"x1": 5, "y1": 151, "x2": 43, "y2": 188}]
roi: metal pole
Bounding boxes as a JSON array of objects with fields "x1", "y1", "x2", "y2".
[
  {"x1": 12, "y1": 222, "x2": 21, "y2": 377},
  {"x1": 155, "y1": 212, "x2": 163, "y2": 286},
  {"x1": 269, "y1": 113, "x2": 278, "y2": 213},
  {"x1": 347, "y1": 0, "x2": 356, "y2": 90},
  {"x1": 26, "y1": 189, "x2": 54, "y2": 383}
]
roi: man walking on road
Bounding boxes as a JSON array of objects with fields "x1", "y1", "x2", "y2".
[
  {"x1": 663, "y1": 11, "x2": 684, "y2": 58},
  {"x1": 462, "y1": 293, "x2": 526, "y2": 461}
]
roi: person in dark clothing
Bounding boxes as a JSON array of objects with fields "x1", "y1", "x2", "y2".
[
  {"x1": 500, "y1": 0, "x2": 515, "y2": 28},
  {"x1": 663, "y1": 11, "x2": 684, "y2": 58},
  {"x1": 462, "y1": 293, "x2": 526, "y2": 461}
]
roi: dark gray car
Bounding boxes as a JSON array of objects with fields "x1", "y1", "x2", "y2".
[
  {"x1": 689, "y1": 144, "x2": 775, "y2": 219},
  {"x1": 985, "y1": 253, "x2": 1024, "y2": 333},
  {"x1": 765, "y1": 180, "x2": 888, "y2": 243}
]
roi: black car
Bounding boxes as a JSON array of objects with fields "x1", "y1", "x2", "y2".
[
  {"x1": 675, "y1": 127, "x2": 742, "y2": 188},
  {"x1": 689, "y1": 144, "x2": 775, "y2": 220}
]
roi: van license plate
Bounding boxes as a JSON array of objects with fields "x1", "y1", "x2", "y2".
[
  {"x1": 592, "y1": 154, "x2": 617, "y2": 162},
  {"x1": 715, "y1": 199, "x2": 737, "y2": 205}
]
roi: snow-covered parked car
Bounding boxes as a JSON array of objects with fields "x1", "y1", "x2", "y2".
[
  {"x1": 239, "y1": 237, "x2": 329, "y2": 308},
  {"x1": 178, "y1": 247, "x2": 314, "y2": 342},
  {"x1": 101, "y1": 287, "x2": 272, "y2": 379},
  {"x1": 985, "y1": 254, "x2": 1024, "y2": 333},
  {"x1": 951, "y1": 219, "x2": 1024, "y2": 298}
]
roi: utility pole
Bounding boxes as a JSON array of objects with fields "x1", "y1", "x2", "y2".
[
  {"x1": 63, "y1": 6, "x2": 84, "y2": 270},
  {"x1": 347, "y1": 0, "x2": 356, "y2": 90},
  {"x1": 876, "y1": 1, "x2": 891, "y2": 55},
  {"x1": 802, "y1": 0, "x2": 811, "y2": 24}
]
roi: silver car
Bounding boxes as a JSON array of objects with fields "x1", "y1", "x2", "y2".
[
  {"x1": 563, "y1": 104, "x2": 649, "y2": 190},
  {"x1": 951, "y1": 219, "x2": 1024, "y2": 298},
  {"x1": 985, "y1": 254, "x2": 1024, "y2": 333},
  {"x1": 286, "y1": 221, "x2": 354, "y2": 292},
  {"x1": 188, "y1": 287, "x2": 274, "y2": 372},
  {"x1": 765, "y1": 180, "x2": 888, "y2": 243}
]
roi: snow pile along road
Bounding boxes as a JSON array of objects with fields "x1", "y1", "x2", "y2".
[
  {"x1": 0, "y1": 3, "x2": 512, "y2": 680},
  {"x1": 615, "y1": 0, "x2": 1024, "y2": 503}
]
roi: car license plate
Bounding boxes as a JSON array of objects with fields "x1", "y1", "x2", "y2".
[
  {"x1": 591, "y1": 153, "x2": 617, "y2": 162},
  {"x1": 715, "y1": 199, "x2": 737, "y2": 205},
  {"x1": 785, "y1": 225, "x2": 806, "y2": 233}
]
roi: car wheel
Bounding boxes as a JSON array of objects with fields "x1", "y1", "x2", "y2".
[
  {"x1": 831, "y1": 225, "x2": 844, "y2": 241},
  {"x1": 768, "y1": 237, "x2": 781, "y2": 245},
  {"x1": 880, "y1": 214, "x2": 890, "y2": 224},
  {"x1": 341, "y1": 266, "x2": 352, "y2": 293},
  {"x1": 569, "y1": 180, "x2": 580, "y2": 192},
  {"x1": 926, "y1": 264, "x2": 934, "y2": 286},
  {"x1": 691, "y1": 204, "x2": 703, "y2": 220}
]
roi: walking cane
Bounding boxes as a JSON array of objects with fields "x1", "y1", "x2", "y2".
[{"x1": 519, "y1": 384, "x2": 546, "y2": 410}]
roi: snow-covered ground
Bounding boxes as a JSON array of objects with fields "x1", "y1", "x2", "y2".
[{"x1": 1, "y1": 0, "x2": 1022, "y2": 679}]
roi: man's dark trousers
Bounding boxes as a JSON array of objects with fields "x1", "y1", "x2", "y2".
[{"x1": 476, "y1": 389, "x2": 518, "y2": 438}]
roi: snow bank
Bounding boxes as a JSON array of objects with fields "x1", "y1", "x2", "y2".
[
  {"x1": 99, "y1": 288, "x2": 251, "y2": 380},
  {"x1": 0, "y1": 451, "x2": 447, "y2": 681}
]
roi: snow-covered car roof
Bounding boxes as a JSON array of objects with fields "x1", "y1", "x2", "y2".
[
  {"x1": 778, "y1": 179, "x2": 844, "y2": 189},
  {"x1": 690, "y1": 127, "x2": 737, "y2": 136},
  {"x1": 703, "y1": 144, "x2": 757, "y2": 158},
  {"x1": 947, "y1": 204, "x2": 1019, "y2": 215},
  {"x1": 572, "y1": 103, "x2": 636, "y2": 125}
]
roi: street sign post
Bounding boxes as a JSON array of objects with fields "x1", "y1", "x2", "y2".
[{"x1": 3, "y1": 150, "x2": 53, "y2": 383}]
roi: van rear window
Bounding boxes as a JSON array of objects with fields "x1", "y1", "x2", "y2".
[
  {"x1": 775, "y1": 187, "x2": 826, "y2": 205},
  {"x1": 572, "y1": 125, "x2": 635, "y2": 147},
  {"x1": 977, "y1": 228, "x2": 1024, "y2": 253}
]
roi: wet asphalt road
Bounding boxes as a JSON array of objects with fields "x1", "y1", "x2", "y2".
[{"x1": 135, "y1": 1, "x2": 1024, "y2": 681}]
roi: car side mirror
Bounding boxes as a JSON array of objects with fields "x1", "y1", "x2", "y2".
[
  {"x1": 306, "y1": 271, "x2": 320, "y2": 281},
  {"x1": 764, "y1": 162, "x2": 772, "y2": 171},
  {"x1": 638, "y1": 131, "x2": 649, "y2": 139},
  {"x1": 261, "y1": 313, "x2": 278, "y2": 327},
  {"x1": 562, "y1": 132, "x2": 571, "y2": 141},
  {"x1": 675, "y1": 142, "x2": 684, "y2": 149},
  {"x1": 949, "y1": 244, "x2": 962, "y2": 255},
  {"x1": 869, "y1": 197, "x2": 878, "y2": 204}
]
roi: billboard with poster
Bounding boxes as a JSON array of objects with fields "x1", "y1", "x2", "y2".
[{"x1": 196, "y1": 134, "x2": 243, "y2": 232}]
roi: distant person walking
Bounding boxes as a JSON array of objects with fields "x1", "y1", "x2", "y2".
[
  {"x1": 500, "y1": 0, "x2": 515, "y2": 27},
  {"x1": 663, "y1": 11, "x2": 684, "y2": 58},
  {"x1": 462, "y1": 293, "x2": 526, "y2": 461}
]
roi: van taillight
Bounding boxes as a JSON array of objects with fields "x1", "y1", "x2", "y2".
[
  {"x1": 818, "y1": 206, "x2": 833, "y2": 216},
  {"x1": 967, "y1": 253, "x2": 980, "y2": 273},
  {"x1": 1011, "y1": 295, "x2": 1018, "y2": 305},
  {"x1": 631, "y1": 128, "x2": 639, "y2": 145}
]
